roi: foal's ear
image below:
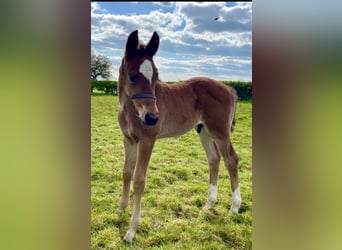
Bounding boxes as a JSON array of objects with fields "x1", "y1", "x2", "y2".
[
  {"x1": 125, "y1": 30, "x2": 139, "y2": 59},
  {"x1": 145, "y1": 32, "x2": 160, "y2": 57}
]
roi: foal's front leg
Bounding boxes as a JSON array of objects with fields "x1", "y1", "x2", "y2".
[
  {"x1": 123, "y1": 139, "x2": 155, "y2": 243},
  {"x1": 116, "y1": 136, "x2": 137, "y2": 214}
]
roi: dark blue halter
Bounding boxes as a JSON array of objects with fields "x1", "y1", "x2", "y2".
[{"x1": 131, "y1": 93, "x2": 156, "y2": 100}]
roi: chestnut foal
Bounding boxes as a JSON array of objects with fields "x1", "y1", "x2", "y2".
[{"x1": 116, "y1": 30, "x2": 241, "y2": 243}]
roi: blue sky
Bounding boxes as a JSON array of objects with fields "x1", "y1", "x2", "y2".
[{"x1": 91, "y1": 2, "x2": 252, "y2": 82}]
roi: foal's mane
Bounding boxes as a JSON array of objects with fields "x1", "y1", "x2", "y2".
[
  {"x1": 125, "y1": 41, "x2": 150, "y2": 60},
  {"x1": 135, "y1": 42, "x2": 149, "y2": 57}
]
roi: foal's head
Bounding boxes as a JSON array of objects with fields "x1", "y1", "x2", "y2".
[{"x1": 119, "y1": 30, "x2": 160, "y2": 126}]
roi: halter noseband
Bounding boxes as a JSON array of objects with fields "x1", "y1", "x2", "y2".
[{"x1": 131, "y1": 93, "x2": 156, "y2": 100}]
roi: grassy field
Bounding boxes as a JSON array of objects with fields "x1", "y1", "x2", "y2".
[{"x1": 91, "y1": 94, "x2": 252, "y2": 249}]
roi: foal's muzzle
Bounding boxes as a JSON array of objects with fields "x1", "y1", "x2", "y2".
[
  {"x1": 144, "y1": 113, "x2": 159, "y2": 126},
  {"x1": 131, "y1": 93, "x2": 159, "y2": 126}
]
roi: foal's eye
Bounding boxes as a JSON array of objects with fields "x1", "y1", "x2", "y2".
[{"x1": 129, "y1": 73, "x2": 138, "y2": 84}]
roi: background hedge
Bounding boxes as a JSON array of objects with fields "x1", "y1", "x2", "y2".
[
  {"x1": 91, "y1": 80, "x2": 117, "y2": 95},
  {"x1": 92, "y1": 80, "x2": 252, "y2": 101},
  {"x1": 222, "y1": 81, "x2": 252, "y2": 101}
]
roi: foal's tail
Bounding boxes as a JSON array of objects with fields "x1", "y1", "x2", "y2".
[{"x1": 230, "y1": 96, "x2": 237, "y2": 134}]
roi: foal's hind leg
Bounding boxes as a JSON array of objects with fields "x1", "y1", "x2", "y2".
[
  {"x1": 216, "y1": 138, "x2": 241, "y2": 213},
  {"x1": 116, "y1": 136, "x2": 137, "y2": 214},
  {"x1": 199, "y1": 127, "x2": 221, "y2": 209}
]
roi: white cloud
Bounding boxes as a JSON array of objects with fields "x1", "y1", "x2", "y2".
[
  {"x1": 91, "y1": 2, "x2": 108, "y2": 13},
  {"x1": 176, "y1": 2, "x2": 252, "y2": 33},
  {"x1": 152, "y1": 2, "x2": 174, "y2": 7},
  {"x1": 154, "y1": 55, "x2": 251, "y2": 82},
  {"x1": 91, "y1": 2, "x2": 252, "y2": 81}
]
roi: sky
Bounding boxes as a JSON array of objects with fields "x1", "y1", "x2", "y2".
[{"x1": 91, "y1": 2, "x2": 252, "y2": 82}]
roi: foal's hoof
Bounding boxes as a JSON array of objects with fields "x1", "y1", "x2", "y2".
[
  {"x1": 203, "y1": 202, "x2": 214, "y2": 210},
  {"x1": 202, "y1": 204, "x2": 211, "y2": 210},
  {"x1": 123, "y1": 230, "x2": 135, "y2": 243},
  {"x1": 115, "y1": 207, "x2": 125, "y2": 214},
  {"x1": 229, "y1": 206, "x2": 239, "y2": 214}
]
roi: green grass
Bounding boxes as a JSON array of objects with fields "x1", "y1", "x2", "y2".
[{"x1": 91, "y1": 95, "x2": 252, "y2": 249}]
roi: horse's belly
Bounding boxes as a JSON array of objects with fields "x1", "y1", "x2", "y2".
[{"x1": 157, "y1": 116, "x2": 199, "y2": 139}]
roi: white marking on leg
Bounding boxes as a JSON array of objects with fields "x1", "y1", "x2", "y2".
[
  {"x1": 204, "y1": 184, "x2": 218, "y2": 209},
  {"x1": 116, "y1": 207, "x2": 125, "y2": 214},
  {"x1": 123, "y1": 229, "x2": 135, "y2": 243},
  {"x1": 123, "y1": 204, "x2": 141, "y2": 243},
  {"x1": 230, "y1": 186, "x2": 241, "y2": 213},
  {"x1": 139, "y1": 59, "x2": 153, "y2": 85}
]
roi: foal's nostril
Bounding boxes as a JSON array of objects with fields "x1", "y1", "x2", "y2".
[{"x1": 144, "y1": 113, "x2": 159, "y2": 126}]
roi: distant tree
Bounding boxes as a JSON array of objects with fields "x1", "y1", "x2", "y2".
[{"x1": 91, "y1": 52, "x2": 112, "y2": 80}]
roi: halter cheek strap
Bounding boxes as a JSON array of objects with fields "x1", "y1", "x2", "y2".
[{"x1": 131, "y1": 93, "x2": 156, "y2": 100}]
